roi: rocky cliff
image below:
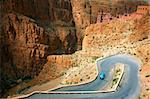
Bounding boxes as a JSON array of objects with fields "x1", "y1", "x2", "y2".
[
  {"x1": 82, "y1": 13, "x2": 150, "y2": 50},
  {"x1": 0, "y1": 0, "x2": 77, "y2": 96},
  {"x1": 1, "y1": 0, "x2": 73, "y2": 23},
  {"x1": 70, "y1": 0, "x2": 149, "y2": 49},
  {"x1": 1, "y1": 0, "x2": 77, "y2": 53},
  {"x1": 35, "y1": 55, "x2": 73, "y2": 83},
  {"x1": 0, "y1": 0, "x2": 149, "y2": 97},
  {"x1": 0, "y1": 13, "x2": 49, "y2": 96}
]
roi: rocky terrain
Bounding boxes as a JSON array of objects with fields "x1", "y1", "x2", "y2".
[
  {"x1": 82, "y1": 13, "x2": 150, "y2": 98},
  {"x1": 0, "y1": 0, "x2": 150, "y2": 98},
  {"x1": 1, "y1": 0, "x2": 77, "y2": 97}
]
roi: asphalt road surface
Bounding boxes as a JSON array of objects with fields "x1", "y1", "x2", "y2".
[{"x1": 28, "y1": 54, "x2": 141, "y2": 99}]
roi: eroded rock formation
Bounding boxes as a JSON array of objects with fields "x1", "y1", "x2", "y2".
[
  {"x1": 36, "y1": 55, "x2": 73, "y2": 83},
  {"x1": 0, "y1": 0, "x2": 77, "y2": 96},
  {"x1": 0, "y1": 0, "x2": 149, "y2": 97},
  {"x1": 0, "y1": 13, "x2": 49, "y2": 96}
]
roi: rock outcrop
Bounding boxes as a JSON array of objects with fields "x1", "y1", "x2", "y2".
[
  {"x1": 1, "y1": 0, "x2": 73, "y2": 23},
  {"x1": 48, "y1": 26, "x2": 77, "y2": 54},
  {"x1": 129, "y1": 15, "x2": 150, "y2": 42},
  {"x1": 0, "y1": 0, "x2": 78, "y2": 96},
  {"x1": 82, "y1": 13, "x2": 149, "y2": 50},
  {"x1": 0, "y1": 0, "x2": 150, "y2": 98},
  {"x1": 70, "y1": 0, "x2": 149, "y2": 50},
  {"x1": 1, "y1": 0, "x2": 77, "y2": 54},
  {"x1": 0, "y1": 13, "x2": 49, "y2": 96},
  {"x1": 35, "y1": 55, "x2": 73, "y2": 83},
  {"x1": 71, "y1": 0, "x2": 91, "y2": 49}
]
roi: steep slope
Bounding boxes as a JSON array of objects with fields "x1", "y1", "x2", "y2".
[
  {"x1": 0, "y1": 0, "x2": 149, "y2": 98},
  {"x1": 82, "y1": 13, "x2": 150, "y2": 98},
  {"x1": 0, "y1": 0, "x2": 78, "y2": 96},
  {"x1": 0, "y1": 13, "x2": 49, "y2": 96}
]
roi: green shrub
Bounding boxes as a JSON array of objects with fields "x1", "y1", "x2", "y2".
[{"x1": 145, "y1": 74, "x2": 150, "y2": 77}]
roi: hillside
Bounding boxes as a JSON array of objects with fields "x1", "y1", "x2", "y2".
[{"x1": 0, "y1": 0, "x2": 150, "y2": 98}]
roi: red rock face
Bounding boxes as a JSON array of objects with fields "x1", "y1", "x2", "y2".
[
  {"x1": 0, "y1": 0, "x2": 77, "y2": 96},
  {"x1": 0, "y1": 0, "x2": 77, "y2": 54},
  {"x1": 0, "y1": 13, "x2": 49, "y2": 95},
  {"x1": 35, "y1": 55, "x2": 73, "y2": 83},
  {"x1": 1, "y1": 0, "x2": 73, "y2": 24},
  {"x1": 70, "y1": 0, "x2": 149, "y2": 50},
  {"x1": 0, "y1": 0, "x2": 149, "y2": 97}
]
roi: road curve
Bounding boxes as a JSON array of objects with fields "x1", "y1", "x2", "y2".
[{"x1": 27, "y1": 54, "x2": 141, "y2": 99}]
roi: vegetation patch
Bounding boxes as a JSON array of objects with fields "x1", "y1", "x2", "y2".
[
  {"x1": 145, "y1": 74, "x2": 150, "y2": 78},
  {"x1": 106, "y1": 63, "x2": 124, "y2": 90}
]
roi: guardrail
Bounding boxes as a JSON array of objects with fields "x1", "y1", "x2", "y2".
[{"x1": 10, "y1": 90, "x2": 116, "y2": 99}]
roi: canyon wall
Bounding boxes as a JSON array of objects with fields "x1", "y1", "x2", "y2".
[
  {"x1": 71, "y1": 0, "x2": 149, "y2": 49},
  {"x1": 35, "y1": 55, "x2": 73, "y2": 83},
  {"x1": 1, "y1": 0, "x2": 73, "y2": 23},
  {"x1": 0, "y1": 0, "x2": 76, "y2": 96},
  {"x1": 0, "y1": 0, "x2": 149, "y2": 97},
  {"x1": 0, "y1": 13, "x2": 49, "y2": 96},
  {"x1": 1, "y1": 0, "x2": 77, "y2": 54},
  {"x1": 82, "y1": 14, "x2": 150, "y2": 50}
]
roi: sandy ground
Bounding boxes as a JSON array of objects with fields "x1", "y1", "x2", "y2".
[
  {"x1": 23, "y1": 77, "x2": 63, "y2": 94},
  {"x1": 60, "y1": 58, "x2": 98, "y2": 86},
  {"x1": 24, "y1": 55, "x2": 99, "y2": 92},
  {"x1": 140, "y1": 61, "x2": 150, "y2": 99}
]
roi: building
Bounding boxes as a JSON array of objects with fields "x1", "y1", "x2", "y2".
[
  {"x1": 136, "y1": 6, "x2": 150, "y2": 14},
  {"x1": 97, "y1": 11, "x2": 112, "y2": 23}
]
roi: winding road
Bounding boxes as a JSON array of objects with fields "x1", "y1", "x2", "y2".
[{"x1": 27, "y1": 54, "x2": 141, "y2": 99}]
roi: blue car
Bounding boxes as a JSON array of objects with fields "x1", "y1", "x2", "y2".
[{"x1": 99, "y1": 72, "x2": 105, "y2": 80}]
